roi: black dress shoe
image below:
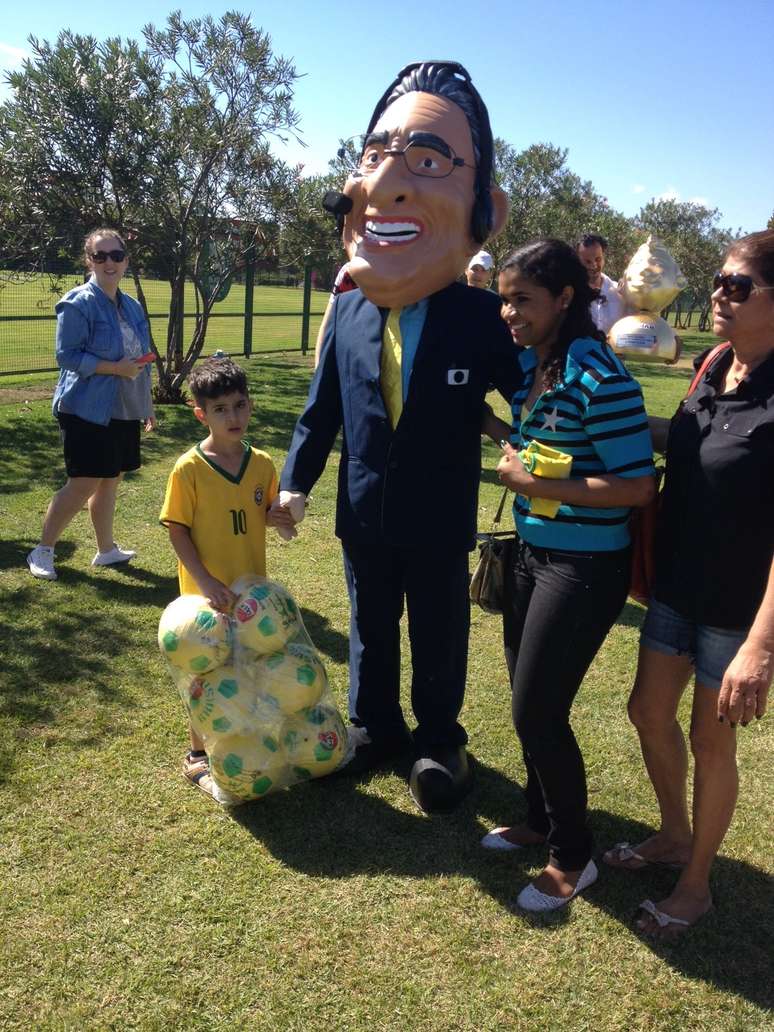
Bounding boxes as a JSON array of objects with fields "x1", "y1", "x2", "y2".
[
  {"x1": 409, "y1": 745, "x2": 472, "y2": 814},
  {"x1": 338, "y1": 725, "x2": 413, "y2": 776}
]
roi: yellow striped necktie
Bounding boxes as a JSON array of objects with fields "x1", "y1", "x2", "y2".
[{"x1": 381, "y1": 309, "x2": 403, "y2": 429}]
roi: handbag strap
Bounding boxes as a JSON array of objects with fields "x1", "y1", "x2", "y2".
[
  {"x1": 686, "y1": 342, "x2": 731, "y2": 398},
  {"x1": 493, "y1": 485, "x2": 510, "y2": 527}
]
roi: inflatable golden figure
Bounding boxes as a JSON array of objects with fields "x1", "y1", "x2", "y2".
[{"x1": 608, "y1": 236, "x2": 687, "y2": 363}]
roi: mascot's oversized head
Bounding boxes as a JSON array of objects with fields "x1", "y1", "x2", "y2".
[{"x1": 331, "y1": 61, "x2": 508, "y2": 309}]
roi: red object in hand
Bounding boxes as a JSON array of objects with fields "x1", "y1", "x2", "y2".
[{"x1": 135, "y1": 352, "x2": 155, "y2": 365}]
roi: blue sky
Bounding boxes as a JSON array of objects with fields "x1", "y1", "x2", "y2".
[{"x1": 1, "y1": 0, "x2": 771, "y2": 233}]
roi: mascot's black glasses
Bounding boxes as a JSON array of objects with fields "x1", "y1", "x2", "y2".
[
  {"x1": 340, "y1": 132, "x2": 475, "y2": 179},
  {"x1": 712, "y1": 271, "x2": 774, "y2": 303}
]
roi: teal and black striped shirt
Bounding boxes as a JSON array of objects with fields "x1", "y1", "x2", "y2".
[{"x1": 510, "y1": 337, "x2": 655, "y2": 551}]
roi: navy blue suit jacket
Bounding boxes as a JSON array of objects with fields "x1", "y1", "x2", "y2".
[{"x1": 281, "y1": 281, "x2": 522, "y2": 550}]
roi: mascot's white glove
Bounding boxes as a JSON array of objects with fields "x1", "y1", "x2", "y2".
[{"x1": 270, "y1": 490, "x2": 307, "y2": 541}]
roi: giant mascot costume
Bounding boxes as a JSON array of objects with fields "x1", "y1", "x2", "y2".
[{"x1": 276, "y1": 61, "x2": 519, "y2": 813}]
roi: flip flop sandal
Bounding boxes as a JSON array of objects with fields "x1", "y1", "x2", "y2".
[
  {"x1": 636, "y1": 899, "x2": 712, "y2": 939},
  {"x1": 603, "y1": 842, "x2": 686, "y2": 871}
]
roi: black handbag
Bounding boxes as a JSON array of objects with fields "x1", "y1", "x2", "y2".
[{"x1": 469, "y1": 487, "x2": 517, "y2": 614}]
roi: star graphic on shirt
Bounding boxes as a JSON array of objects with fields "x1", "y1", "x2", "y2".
[{"x1": 541, "y1": 407, "x2": 561, "y2": 432}]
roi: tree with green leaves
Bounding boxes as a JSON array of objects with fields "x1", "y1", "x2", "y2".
[
  {"x1": 0, "y1": 10, "x2": 300, "y2": 401},
  {"x1": 278, "y1": 172, "x2": 346, "y2": 291},
  {"x1": 635, "y1": 198, "x2": 738, "y2": 327},
  {"x1": 492, "y1": 141, "x2": 638, "y2": 276}
]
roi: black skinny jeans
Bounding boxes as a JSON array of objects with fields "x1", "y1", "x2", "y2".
[{"x1": 502, "y1": 539, "x2": 630, "y2": 871}]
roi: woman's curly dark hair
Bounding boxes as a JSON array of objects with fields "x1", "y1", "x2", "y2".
[{"x1": 500, "y1": 239, "x2": 608, "y2": 389}]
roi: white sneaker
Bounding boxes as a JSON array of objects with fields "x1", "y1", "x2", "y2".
[
  {"x1": 27, "y1": 545, "x2": 57, "y2": 580},
  {"x1": 92, "y1": 544, "x2": 136, "y2": 567},
  {"x1": 516, "y1": 860, "x2": 598, "y2": 913}
]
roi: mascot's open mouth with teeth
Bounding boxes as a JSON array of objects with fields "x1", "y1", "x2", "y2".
[{"x1": 363, "y1": 217, "x2": 424, "y2": 246}]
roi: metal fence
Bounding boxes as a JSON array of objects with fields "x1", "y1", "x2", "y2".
[{"x1": 0, "y1": 258, "x2": 333, "y2": 375}]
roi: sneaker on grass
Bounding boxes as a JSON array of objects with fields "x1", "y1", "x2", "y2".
[
  {"x1": 27, "y1": 545, "x2": 57, "y2": 581},
  {"x1": 92, "y1": 544, "x2": 136, "y2": 567}
]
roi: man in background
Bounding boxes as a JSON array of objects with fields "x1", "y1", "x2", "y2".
[
  {"x1": 465, "y1": 250, "x2": 495, "y2": 290},
  {"x1": 577, "y1": 233, "x2": 623, "y2": 334}
]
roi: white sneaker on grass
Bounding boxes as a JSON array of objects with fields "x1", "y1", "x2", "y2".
[
  {"x1": 92, "y1": 544, "x2": 136, "y2": 567},
  {"x1": 27, "y1": 545, "x2": 57, "y2": 580}
]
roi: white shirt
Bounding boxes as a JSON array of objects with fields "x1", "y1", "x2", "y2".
[{"x1": 590, "y1": 273, "x2": 624, "y2": 335}]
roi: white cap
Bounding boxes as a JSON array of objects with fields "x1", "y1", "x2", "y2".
[{"x1": 468, "y1": 250, "x2": 494, "y2": 271}]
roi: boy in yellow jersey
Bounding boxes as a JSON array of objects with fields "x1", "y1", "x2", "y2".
[{"x1": 160, "y1": 357, "x2": 294, "y2": 796}]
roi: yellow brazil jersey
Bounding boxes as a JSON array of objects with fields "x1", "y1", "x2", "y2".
[{"x1": 160, "y1": 443, "x2": 278, "y2": 595}]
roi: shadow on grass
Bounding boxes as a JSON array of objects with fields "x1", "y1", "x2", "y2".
[
  {"x1": 232, "y1": 767, "x2": 773, "y2": 1008},
  {"x1": 586, "y1": 811, "x2": 774, "y2": 1011},
  {"x1": 232, "y1": 758, "x2": 571, "y2": 921},
  {"x1": 0, "y1": 537, "x2": 173, "y2": 782},
  {"x1": 616, "y1": 601, "x2": 646, "y2": 629},
  {"x1": 0, "y1": 406, "x2": 62, "y2": 493},
  {"x1": 0, "y1": 599, "x2": 137, "y2": 782},
  {"x1": 300, "y1": 608, "x2": 349, "y2": 665}
]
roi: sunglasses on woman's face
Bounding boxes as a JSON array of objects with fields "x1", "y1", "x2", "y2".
[
  {"x1": 90, "y1": 249, "x2": 126, "y2": 263},
  {"x1": 712, "y1": 271, "x2": 774, "y2": 303}
]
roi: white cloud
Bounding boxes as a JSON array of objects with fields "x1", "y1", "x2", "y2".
[
  {"x1": 0, "y1": 42, "x2": 29, "y2": 68},
  {"x1": 631, "y1": 183, "x2": 645, "y2": 194},
  {"x1": 652, "y1": 185, "x2": 712, "y2": 209}
]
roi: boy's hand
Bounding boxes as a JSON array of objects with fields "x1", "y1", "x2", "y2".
[
  {"x1": 268, "y1": 491, "x2": 307, "y2": 541},
  {"x1": 278, "y1": 490, "x2": 307, "y2": 524},
  {"x1": 267, "y1": 504, "x2": 298, "y2": 539},
  {"x1": 198, "y1": 575, "x2": 237, "y2": 612}
]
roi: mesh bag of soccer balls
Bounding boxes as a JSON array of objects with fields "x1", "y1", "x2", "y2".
[{"x1": 158, "y1": 575, "x2": 348, "y2": 805}]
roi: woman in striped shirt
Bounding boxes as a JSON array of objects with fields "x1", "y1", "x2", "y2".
[{"x1": 482, "y1": 239, "x2": 656, "y2": 912}]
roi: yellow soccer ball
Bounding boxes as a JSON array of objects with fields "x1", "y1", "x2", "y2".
[
  {"x1": 253, "y1": 643, "x2": 327, "y2": 715},
  {"x1": 231, "y1": 577, "x2": 302, "y2": 656},
  {"x1": 184, "y1": 664, "x2": 256, "y2": 739},
  {"x1": 158, "y1": 594, "x2": 231, "y2": 675},
  {"x1": 282, "y1": 704, "x2": 347, "y2": 780},
  {"x1": 209, "y1": 731, "x2": 287, "y2": 800}
]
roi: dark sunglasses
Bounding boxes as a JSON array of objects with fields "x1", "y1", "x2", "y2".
[
  {"x1": 712, "y1": 271, "x2": 774, "y2": 303},
  {"x1": 90, "y1": 249, "x2": 126, "y2": 263}
]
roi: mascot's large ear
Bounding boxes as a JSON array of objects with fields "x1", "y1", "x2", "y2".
[{"x1": 488, "y1": 185, "x2": 509, "y2": 240}]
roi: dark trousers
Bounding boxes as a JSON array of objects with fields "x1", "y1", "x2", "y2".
[
  {"x1": 503, "y1": 540, "x2": 629, "y2": 871},
  {"x1": 341, "y1": 538, "x2": 470, "y2": 751}
]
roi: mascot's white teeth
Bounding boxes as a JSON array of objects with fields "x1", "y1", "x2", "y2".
[{"x1": 364, "y1": 219, "x2": 422, "y2": 242}]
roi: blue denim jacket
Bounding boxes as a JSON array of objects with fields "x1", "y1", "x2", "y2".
[{"x1": 52, "y1": 277, "x2": 151, "y2": 426}]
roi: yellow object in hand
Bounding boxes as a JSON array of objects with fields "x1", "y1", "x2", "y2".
[{"x1": 518, "y1": 441, "x2": 573, "y2": 518}]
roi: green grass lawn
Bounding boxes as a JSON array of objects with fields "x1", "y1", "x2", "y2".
[
  {"x1": 0, "y1": 274, "x2": 329, "y2": 373},
  {"x1": 1, "y1": 355, "x2": 771, "y2": 1031}
]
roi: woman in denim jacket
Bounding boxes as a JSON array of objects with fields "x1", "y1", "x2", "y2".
[{"x1": 27, "y1": 228, "x2": 156, "y2": 581}]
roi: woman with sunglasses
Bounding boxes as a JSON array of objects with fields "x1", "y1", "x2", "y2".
[
  {"x1": 27, "y1": 228, "x2": 156, "y2": 581},
  {"x1": 605, "y1": 230, "x2": 774, "y2": 939}
]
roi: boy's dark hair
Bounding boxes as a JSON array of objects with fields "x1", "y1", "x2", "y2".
[
  {"x1": 577, "y1": 233, "x2": 608, "y2": 251},
  {"x1": 188, "y1": 357, "x2": 248, "y2": 406}
]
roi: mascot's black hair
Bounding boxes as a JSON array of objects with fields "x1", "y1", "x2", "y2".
[
  {"x1": 365, "y1": 61, "x2": 495, "y2": 244},
  {"x1": 324, "y1": 62, "x2": 496, "y2": 243}
]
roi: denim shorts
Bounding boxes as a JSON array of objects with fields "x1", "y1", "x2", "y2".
[{"x1": 640, "y1": 597, "x2": 747, "y2": 690}]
